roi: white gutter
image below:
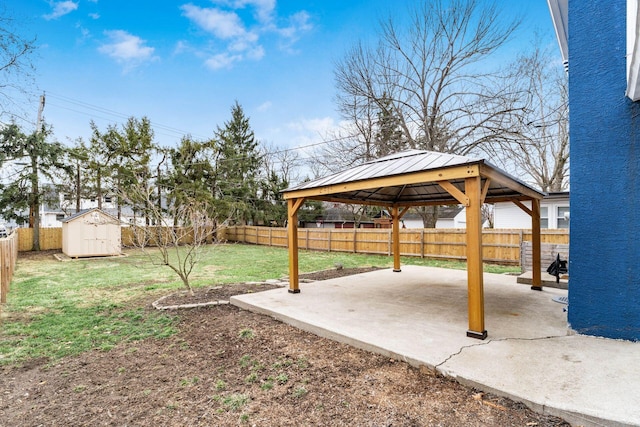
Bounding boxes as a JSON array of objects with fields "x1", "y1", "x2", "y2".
[
  {"x1": 547, "y1": 0, "x2": 569, "y2": 72},
  {"x1": 627, "y1": 0, "x2": 640, "y2": 101}
]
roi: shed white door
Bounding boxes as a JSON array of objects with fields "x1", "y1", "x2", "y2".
[{"x1": 84, "y1": 224, "x2": 108, "y2": 255}]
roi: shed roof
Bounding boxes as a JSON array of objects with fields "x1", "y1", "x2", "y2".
[
  {"x1": 61, "y1": 208, "x2": 120, "y2": 223},
  {"x1": 283, "y1": 150, "x2": 544, "y2": 205}
]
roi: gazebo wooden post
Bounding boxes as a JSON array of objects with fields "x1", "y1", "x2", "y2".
[
  {"x1": 392, "y1": 205, "x2": 401, "y2": 272},
  {"x1": 531, "y1": 198, "x2": 543, "y2": 291},
  {"x1": 287, "y1": 198, "x2": 305, "y2": 293},
  {"x1": 465, "y1": 176, "x2": 487, "y2": 340}
]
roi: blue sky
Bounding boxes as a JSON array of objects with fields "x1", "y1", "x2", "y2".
[{"x1": 7, "y1": 1, "x2": 557, "y2": 159}]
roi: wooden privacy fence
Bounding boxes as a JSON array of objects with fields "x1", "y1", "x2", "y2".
[
  {"x1": 18, "y1": 226, "x2": 214, "y2": 251},
  {"x1": 221, "y1": 226, "x2": 569, "y2": 265},
  {"x1": 0, "y1": 231, "x2": 19, "y2": 303},
  {"x1": 17, "y1": 226, "x2": 570, "y2": 266},
  {"x1": 17, "y1": 228, "x2": 63, "y2": 251}
]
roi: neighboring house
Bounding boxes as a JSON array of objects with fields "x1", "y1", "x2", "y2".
[
  {"x1": 436, "y1": 206, "x2": 466, "y2": 228},
  {"x1": 303, "y1": 204, "x2": 468, "y2": 229},
  {"x1": 548, "y1": 0, "x2": 640, "y2": 340},
  {"x1": 35, "y1": 190, "x2": 173, "y2": 228},
  {"x1": 302, "y1": 205, "x2": 376, "y2": 228},
  {"x1": 493, "y1": 192, "x2": 569, "y2": 229},
  {"x1": 400, "y1": 206, "x2": 466, "y2": 229}
]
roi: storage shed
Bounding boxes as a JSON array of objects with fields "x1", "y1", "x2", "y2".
[{"x1": 61, "y1": 208, "x2": 121, "y2": 258}]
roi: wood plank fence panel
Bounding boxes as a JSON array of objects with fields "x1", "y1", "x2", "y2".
[
  {"x1": 14, "y1": 225, "x2": 569, "y2": 267},
  {"x1": 222, "y1": 226, "x2": 569, "y2": 265},
  {"x1": 1, "y1": 231, "x2": 19, "y2": 304}
]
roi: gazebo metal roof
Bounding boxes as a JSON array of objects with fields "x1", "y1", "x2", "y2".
[
  {"x1": 281, "y1": 149, "x2": 545, "y2": 340},
  {"x1": 283, "y1": 150, "x2": 544, "y2": 206}
]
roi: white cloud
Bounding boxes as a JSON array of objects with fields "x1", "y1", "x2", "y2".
[
  {"x1": 181, "y1": 1, "x2": 312, "y2": 70},
  {"x1": 173, "y1": 40, "x2": 190, "y2": 55},
  {"x1": 287, "y1": 117, "x2": 336, "y2": 134},
  {"x1": 205, "y1": 52, "x2": 243, "y2": 70},
  {"x1": 89, "y1": 12, "x2": 100, "y2": 20},
  {"x1": 279, "y1": 11, "x2": 312, "y2": 38},
  {"x1": 257, "y1": 101, "x2": 272, "y2": 112},
  {"x1": 43, "y1": 1, "x2": 79, "y2": 20},
  {"x1": 209, "y1": 0, "x2": 276, "y2": 23},
  {"x1": 245, "y1": 45, "x2": 265, "y2": 60},
  {"x1": 181, "y1": 4, "x2": 247, "y2": 39},
  {"x1": 233, "y1": 0, "x2": 276, "y2": 24},
  {"x1": 98, "y1": 30, "x2": 156, "y2": 70}
]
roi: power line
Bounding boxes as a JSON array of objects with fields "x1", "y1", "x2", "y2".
[
  {"x1": 45, "y1": 92, "x2": 211, "y2": 141},
  {"x1": 43, "y1": 91, "x2": 359, "y2": 159}
]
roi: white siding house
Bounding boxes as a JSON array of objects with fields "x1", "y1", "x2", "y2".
[{"x1": 493, "y1": 192, "x2": 569, "y2": 229}]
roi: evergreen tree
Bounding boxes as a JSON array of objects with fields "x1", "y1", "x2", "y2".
[
  {"x1": 256, "y1": 170, "x2": 288, "y2": 226},
  {"x1": 212, "y1": 101, "x2": 261, "y2": 224},
  {"x1": 116, "y1": 117, "x2": 155, "y2": 224},
  {"x1": 0, "y1": 123, "x2": 69, "y2": 250},
  {"x1": 165, "y1": 136, "x2": 216, "y2": 224},
  {"x1": 374, "y1": 95, "x2": 406, "y2": 157},
  {"x1": 86, "y1": 120, "x2": 120, "y2": 211},
  {"x1": 55, "y1": 140, "x2": 92, "y2": 214}
]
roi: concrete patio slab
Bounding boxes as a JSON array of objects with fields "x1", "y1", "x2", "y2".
[{"x1": 231, "y1": 265, "x2": 640, "y2": 427}]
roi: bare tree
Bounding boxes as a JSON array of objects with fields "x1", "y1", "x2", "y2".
[
  {"x1": 261, "y1": 142, "x2": 302, "y2": 186},
  {"x1": 484, "y1": 44, "x2": 569, "y2": 192},
  {"x1": 119, "y1": 179, "x2": 219, "y2": 296},
  {"x1": 334, "y1": 0, "x2": 522, "y2": 153},
  {"x1": 0, "y1": 5, "x2": 36, "y2": 120},
  {"x1": 324, "y1": 0, "x2": 524, "y2": 226}
]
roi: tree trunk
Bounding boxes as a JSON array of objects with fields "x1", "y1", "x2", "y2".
[
  {"x1": 75, "y1": 162, "x2": 81, "y2": 213},
  {"x1": 97, "y1": 168, "x2": 102, "y2": 210},
  {"x1": 417, "y1": 206, "x2": 438, "y2": 228},
  {"x1": 31, "y1": 156, "x2": 40, "y2": 251}
]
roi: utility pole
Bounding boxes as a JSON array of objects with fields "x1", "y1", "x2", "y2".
[
  {"x1": 31, "y1": 93, "x2": 46, "y2": 251},
  {"x1": 36, "y1": 93, "x2": 45, "y2": 132}
]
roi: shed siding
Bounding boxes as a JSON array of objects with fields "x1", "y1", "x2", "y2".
[
  {"x1": 62, "y1": 209, "x2": 121, "y2": 257},
  {"x1": 568, "y1": 0, "x2": 640, "y2": 340}
]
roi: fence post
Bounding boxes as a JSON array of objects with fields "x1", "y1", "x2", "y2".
[
  {"x1": 388, "y1": 229, "x2": 392, "y2": 256},
  {"x1": 519, "y1": 229, "x2": 524, "y2": 272},
  {"x1": 327, "y1": 229, "x2": 331, "y2": 252},
  {"x1": 420, "y1": 229, "x2": 425, "y2": 258},
  {"x1": 351, "y1": 228, "x2": 355, "y2": 253}
]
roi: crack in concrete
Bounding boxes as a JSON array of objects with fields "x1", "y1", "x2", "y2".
[{"x1": 435, "y1": 334, "x2": 568, "y2": 369}]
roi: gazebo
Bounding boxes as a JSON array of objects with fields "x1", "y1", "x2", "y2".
[{"x1": 282, "y1": 150, "x2": 545, "y2": 339}]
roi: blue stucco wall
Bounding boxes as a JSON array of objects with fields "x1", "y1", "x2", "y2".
[{"x1": 568, "y1": 0, "x2": 640, "y2": 340}]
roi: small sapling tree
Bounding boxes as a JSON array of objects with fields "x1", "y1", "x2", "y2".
[{"x1": 120, "y1": 179, "x2": 219, "y2": 296}]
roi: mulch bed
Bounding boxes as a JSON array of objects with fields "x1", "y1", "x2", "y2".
[{"x1": 0, "y1": 267, "x2": 569, "y2": 426}]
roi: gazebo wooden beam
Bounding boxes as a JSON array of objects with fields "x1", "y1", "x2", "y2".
[
  {"x1": 437, "y1": 180, "x2": 470, "y2": 206},
  {"x1": 479, "y1": 165, "x2": 543, "y2": 200},
  {"x1": 283, "y1": 165, "x2": 480, "y2": 200},
  {"x1": 511, "y1": 198, "x2": 543, "y2": 291},
  {"x1": 287, "y1": 197, "x2": 305, "y2": 294},
  {"x1": 530, "y1": 199, "x2": 543, "y2": 291},
  {"x1": 465, "y1": 176, "x2": 487, "y2": 339},
  {"x1": 280, "y1": 151, "x2": 545, "y2": 339},
  {"x1": 392, "y1": 205, "x2": 402, "y2": 272}
]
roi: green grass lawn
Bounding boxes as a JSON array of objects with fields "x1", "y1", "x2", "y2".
[{"x1": 0, "y1": 243, "x2": 519, "y2": 366}]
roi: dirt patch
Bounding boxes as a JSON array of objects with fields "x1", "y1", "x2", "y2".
[
  {"x1": 156, "y1": 282, "x2": 284, "y2": 308},
  {"x1": 154, "y1": 267, "x2": 382, "y2": 308},
  {"x1": 16, "y1": 249, "x2": 60, "y2": 260},
  {"x1": 299, "y1": 266, "x2": 382, "y2": 281},
  {"x1": 0, "y1": 267, "x2": 569, "y2": 426}
]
